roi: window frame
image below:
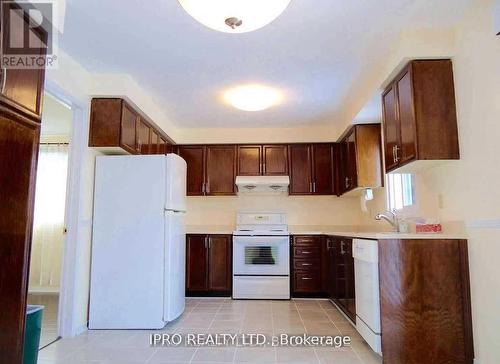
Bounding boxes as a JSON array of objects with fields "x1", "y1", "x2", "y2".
[{"x1": 386, "y1": 172, "x2": 419, "y2": 216}]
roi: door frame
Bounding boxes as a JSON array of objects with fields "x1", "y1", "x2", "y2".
[{"x1": 43, "y1": 81, "x2": 87, "y2": 337}]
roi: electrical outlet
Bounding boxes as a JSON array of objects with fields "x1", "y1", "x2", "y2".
[{"x1": 438, "y1": 194, "x2": 444, "y2": 209}]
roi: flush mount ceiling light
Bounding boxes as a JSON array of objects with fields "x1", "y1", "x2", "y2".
[
  {"x1": 178, "y1": 0, "x2": 292, "y2": 33},
  {"x1": 223, "y1": 84, "x2": 284, "y2": 111}
]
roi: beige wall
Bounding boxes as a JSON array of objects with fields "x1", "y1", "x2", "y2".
[
  {"x1": 362, "y1": 2, "x2": 500, "y2": 362},
  {"x1": 186, "y1": 195, "x2": 364, "y2": 228}
]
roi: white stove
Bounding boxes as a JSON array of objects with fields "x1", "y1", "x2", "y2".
[{"x1": 232, "y1": 212, "x2": 290, "y2": 300}]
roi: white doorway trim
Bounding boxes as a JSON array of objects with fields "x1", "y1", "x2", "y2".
[{"x1": 43, "y1": 80, "x2": 88, "y2": 338}]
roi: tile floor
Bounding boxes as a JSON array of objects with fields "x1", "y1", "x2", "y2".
[
  {"x1": 28, "y1": 292, "x2": 60, "y2": 348},
  {"x1": 38, "y1": 299, "x2": 382, "y2": 364}
]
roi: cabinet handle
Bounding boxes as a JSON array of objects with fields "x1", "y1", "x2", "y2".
[
  {"x1": 394, "y1": 145, "x2": 400, "y2": 163},
  {"x1": 202, "y1": 182, "x2": 205, "y2": 194},
  {"x1": 345, "y1": 177, "x2": 350, "y2": 189},
  {"x1": 309, "y1": 182, "x2": 313, "y2": 193},
  {"x1": 301, "y1": 263, "x2": 312, "y2": 266},
  {"x1": 313, "y1": 182, "x2": 316, "y2": 193},
  {"x1": 340, "y1": 241, "x2": 346, "y2": 255},
  {"x1": 206, "y1": 181, "x2": 210, "y2": 194},
  {"x1": 301, "y1": 277, "x2": 313, "y2": 280},
  {"x1": 301, "y1": 251, "x2": 312, "y2": 254},
  {"x1": 1, "y1": 67, "x2": 6, "y2": 94},
  {"x1": 204, "y1": 236, "x2": 208, "y2": 249}
]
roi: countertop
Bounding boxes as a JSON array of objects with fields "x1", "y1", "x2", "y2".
[{"x1": 186, "y1": 225, "x2": 466, "y2": 239}]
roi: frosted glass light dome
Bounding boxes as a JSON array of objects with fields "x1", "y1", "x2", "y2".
[
  {"x1": 178, "y1": 0, "x2": 292, "y2": 33},
  {"x1": 223, "y1": 84, "x2": 284, "y2": 111}
]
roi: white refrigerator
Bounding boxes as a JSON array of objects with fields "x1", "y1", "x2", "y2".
[{"x1": 89, "y1": 154, "x2": 187, "y2": 329}]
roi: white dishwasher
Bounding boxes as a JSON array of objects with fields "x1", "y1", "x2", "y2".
[{"x1": 353, "y1": 239, "x2": 382, "y2": 355}]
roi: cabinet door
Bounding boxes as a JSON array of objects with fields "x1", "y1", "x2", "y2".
[
  {"x1": 120, "y1": 103, "x2": 137, "y2": 153},
  {"x1": 186, "y1": 235, "x2": 208, "y2": 292},
  {"x1": 344, "y1": 239, "x2": 356, "y2": 321},
  {"x1": 397, "y1": 69, "x2": 417, "y2": 165},
  {"x1": 149, "y1": 129, "x2": 159, "y2": 154},
  {"x1": 312, "y1": 144, "x2": 335, "y2": 194},
  {"x1": 289, "y1": 144, "x2": 313, "y2": 195},
  {"x1": 158, "y1": 137, "x2": 167, "y2": 155},
  {"x1": 208, "y1": 235, "x2": 231, "y2": 292},
  {"x1": 136, "y1": 118, "x2": 151, "y2": 154},
  {"x1": 206, "y1": 145, "x2": 237, "y2": 195},
  {"x1": 237, "y1": 145, "x2": 262, "y2": 175},
  {"x1": 262, "y1": 145, "x2": 288, "y2": 175},
  {"x1": 332, "y1": 238, "x2": 347, "y2": 309},
  {"x1": 382, "y1": 85, "x2": 400, "y2": 171},
  {"x1": 0, "y1": 4, "x2": 46, "y2": 119},
  {"x1": 293, "y1": 271, "x2": 322, "y2": 293},
  {"x1": 340, "y1": 131, "x2": 357, "y2": 193},
  {"x1": 324, "y1": 237, "x2": 336, "y2": 299},
  {"x1": 177, "y1": 146, "x2": 205, "y2": 196}
]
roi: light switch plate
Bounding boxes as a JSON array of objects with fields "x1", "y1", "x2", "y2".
[{"x1": 495, "y1": 0, "x2": 500, "y2": 35}]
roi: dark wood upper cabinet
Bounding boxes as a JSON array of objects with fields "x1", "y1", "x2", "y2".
[
  {"x1": 177, "y1": 145, "x2": 206, "y2": 196},
  {"x1": 186, "y1": 234, "x2": 231, "y2": 296},
  {"x1": 207, "y1": 235, "x2": 232, "y2": 292},
  {"x1": 382, "y1": 86, "x2": 400, "y2": 171},
  {"x1": 236, "y1": 144, "x2": 288, "y2": 176},
  {"x1": 288, "y1": 144, "x2": 313, "y2": 195},
  {"x1": 312, "y1": 144, "x2": 336, "y2": 195},
  {"x1": 382, "y1": 59, "x2": 460, "y2": 173},
  {"x1": 186, "y1": 235, "x2": 208, "y2": 292},
  {"x1": 205, "y1": 145, "x2": 237, "y2": 195},
  {"x1": 263, "y1": 145, "x2": 288, "y2": 175},
  {"x1": 89, "y1": 98, "x2": 173, "y2": 155},
  {"x1": 338, "y1": 124, "x2": 383, "y2": 195},
  {"x1": 158, "y1": 137, "x2": 167, "y2": 155},
  {"x1": 136, "y1": 118, "x2": 151, "y2": 154},
  {"x1": 379, "y1": 239, "x2": 473, "y2": 364},
  {"x1": 237, "y1": 145, "x2": 262, "y2": 175},
  {"x1": 0, "y1": 3, "x2": 46, "y2": 120},
  {"x1": 120, "y1": 102, "x2": 138, "y2": 153},
  {"x1": 149, "y1": 129, "x2": 160, "y2": 155}
]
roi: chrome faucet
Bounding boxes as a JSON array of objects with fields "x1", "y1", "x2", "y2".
[{"x1": 375, "y1": 210, "x2": 399, "y2": 232}]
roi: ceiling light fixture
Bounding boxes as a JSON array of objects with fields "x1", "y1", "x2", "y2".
[
  {"x1": 178, "y1": 0, "x2": 292, "y2": 33},
  {"x1": 223, "y1": 84, "x2": 284, "y2": 112}
]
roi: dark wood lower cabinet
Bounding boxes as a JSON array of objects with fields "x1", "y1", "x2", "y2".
[
  {"x1": 186, "y1": 234, "x2": 232, "y2": 296},
  {"x1": 379, "y1": 239, "x2": 473, "y2": 364},
  {"x1": 291, "y1": 236, "x2": 325, "y2": 297},
  {"x1": 325, "y1": 237, "x2": 355, "y2": 322}
]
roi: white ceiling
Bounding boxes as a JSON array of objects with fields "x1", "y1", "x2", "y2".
[{"x1": 61, "y1": 0, "x2": 472, "y2": 129}]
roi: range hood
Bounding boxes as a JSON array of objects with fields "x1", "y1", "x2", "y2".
[{"x1": 235, "y1": 175, "x2": 290, "y2": 195}]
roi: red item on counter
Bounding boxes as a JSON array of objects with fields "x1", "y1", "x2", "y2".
[{"x1": 416, "y1": 224, "x2": 442, "y2": 233}]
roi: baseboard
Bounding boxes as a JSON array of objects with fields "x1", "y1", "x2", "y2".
[{"x1": 74, "y1": 324, "x2": 88, "y2": 336}]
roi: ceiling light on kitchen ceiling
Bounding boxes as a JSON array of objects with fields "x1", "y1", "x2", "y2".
[
  {"x1": 223, "y1": 84, "x2": 284, "y2": 111},
  {"x1": 178, "y1": 0, "x2": 292, "y2": 33}
]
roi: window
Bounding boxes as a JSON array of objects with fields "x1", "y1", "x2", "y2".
[{"x1": 387, "y1": 173, "x2": 416, "y2": 211}]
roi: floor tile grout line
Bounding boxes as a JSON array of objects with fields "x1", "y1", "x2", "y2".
[
  {"x1": 319, "y1": 300, "x2": 366, "y2": 364},
  {"x1": 293, "y1": 299, "x2": 321, "y2": 364},
  {"x1": 188, "y1": 299, "x2": 224, "y2": 364}
]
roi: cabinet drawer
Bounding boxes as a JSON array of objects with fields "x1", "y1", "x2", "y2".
[
  {"x1": 293, "y1": 246, "x2": 320, "y2": 258},
  {"x1": 293, "y1": 272, "x2": 321, "y2": 293},
  {"x1": 293, "y1": 259, "x2": 320, "y2": 271},
  {"x1": 293, "y1": 236, "x2": 322, "y2": 246}
]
